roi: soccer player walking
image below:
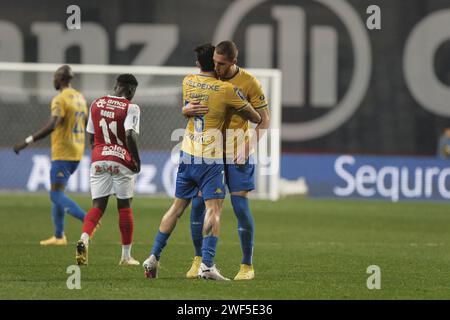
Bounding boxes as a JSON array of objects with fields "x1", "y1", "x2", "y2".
[
  {"x1": 184, "y1": 41, "x2": 271, "y2": 280},
  {"x1": 142, "y1": 44, "x2": 262, "y2": 280},
  {"x1": 75, "y1": 74, "x2": 141, "y2": 266},
  {"x1": 13, "y1": 65, "x2": 87, "y2": 246}
]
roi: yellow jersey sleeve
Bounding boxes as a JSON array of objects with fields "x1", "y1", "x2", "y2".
[
  {"x1": 182, "y1": 77, "x2": 187, "y2": 102},
  {"x1": 224, "y1": 84, "x2": 250, "y2": 112},
  {"x1": 51, "y1": 94, "x2": 65, "y2": 118},
  {"x1": 247, "y1": 77, "x2": 269, "y2": 110}
]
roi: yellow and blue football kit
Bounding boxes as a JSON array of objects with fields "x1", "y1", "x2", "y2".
[
  {"x1": 188, "y1": 67, "x2": 269, "y2": 271},
  {"x1": 49, "y1": 87, "x2": 87, "y2": 185},
  {"x1": 176, "y1": 73, "x2": 250, "y2": 200},
  {"x1": 223, "y1": 67, "x2": 268, "y2": 192},
  {"x1": 43, "y1": 87, "x2": 88, "y2": 242}
]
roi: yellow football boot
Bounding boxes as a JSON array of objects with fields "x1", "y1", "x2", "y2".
[
  {"x1": 186, "y1": 256, "x2": 202, "y2": 279},
  {"x1": 234, "y1": 264, "x2": 255, "y2": 281},
  {"x1": 40, "y1": 235, "x2": 67, "y2": 246},
  {"x1": 76, "y1": 240, "x2": 88, "y2": 265}
]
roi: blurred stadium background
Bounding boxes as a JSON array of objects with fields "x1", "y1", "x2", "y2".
[{"x1": 1, "y1": 0, "x2": 450, "y2": 300}]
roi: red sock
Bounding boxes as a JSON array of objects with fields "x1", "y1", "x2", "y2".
[
  {"x1": 82, "y1": 207, "x2": 103, "y2": 236},
  {"x1": 119, "y1": 208, "x2": 134, "y2": 245}
]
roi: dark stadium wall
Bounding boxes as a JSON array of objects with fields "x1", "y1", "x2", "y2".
[{"x1": 1, "y1": 0, "x2": 450, "y2": 156}]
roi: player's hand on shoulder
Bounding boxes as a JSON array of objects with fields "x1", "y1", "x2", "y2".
[
  {"x1": 182, "y1": 101, "x2": 208, "y2": 117},
  {"x1": 13, "y1": 142, "x2": 27, "y2": 155}
]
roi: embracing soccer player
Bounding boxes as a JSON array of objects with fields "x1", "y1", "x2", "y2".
[
  {"x1": 75, "y1": 74, "x2": 141, "y2": 266},
  {"x1": 13, "y1": 65, "x2": 87, "y2": 246},
  {"x1": 183, "y1": 41, "x2": 270, "y2": 280},
  {"x1": 142, "y1": 44, "x2": 262, "y2": 280}
]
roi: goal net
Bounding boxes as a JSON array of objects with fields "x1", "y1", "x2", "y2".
[{"x1": 0, "y1": 62, "x2": 281, "y2": 200}]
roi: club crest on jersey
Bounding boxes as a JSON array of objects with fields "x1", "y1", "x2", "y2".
[
  {"x1": 96, "y1": 99, "x2": 106, "y2": 108},
  {"x1": 234, "y1": 87, "x2": 246, "y2": 101}
]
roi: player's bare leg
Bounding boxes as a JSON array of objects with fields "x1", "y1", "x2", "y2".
[
  {"x1": 143, "y1": 198, "x2": 191, "y2": 278},
  {"x1": 198, "y1": 198, "x2": 229, "y2": 281}
]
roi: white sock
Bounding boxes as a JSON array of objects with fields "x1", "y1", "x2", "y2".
[
  {"x1": 81, "y1": 232, "x2": 90, "y2": 246},
  {"x1": 122, "y1": 244, "x2": 131, "y2": 260}
]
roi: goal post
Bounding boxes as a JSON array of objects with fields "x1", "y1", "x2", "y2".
[{"x1": 0, "y1": 62, "x2": 281, "y2": 201}]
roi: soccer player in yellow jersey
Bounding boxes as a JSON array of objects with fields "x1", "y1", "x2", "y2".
[
  {"x1": 13, "y1": 65, "x2": 88, "y2": 245},
  {"x1": 143, "y1": 44, "x2": 262, "y2": 280},
  {"x1": 184, "y1": 41, "x2": 270, "y2": 280}
]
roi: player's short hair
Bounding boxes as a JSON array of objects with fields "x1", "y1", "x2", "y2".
[
  {"x1": 116, "y1": 74, "x2": 138, "y2": 88},
  {"x1": 215, "y1": 41, "x2": 238, "y2": 61},
  {"x1": 194, "y1": 44, "x2": 215, "y2": 72}
]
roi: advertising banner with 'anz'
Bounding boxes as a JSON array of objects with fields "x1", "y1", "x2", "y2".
[{"x1": 1, "y1": 0, "x2": 450, "y2": 155}]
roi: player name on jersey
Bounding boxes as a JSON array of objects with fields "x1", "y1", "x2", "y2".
[{"x1": 100, "y1": 109, "x2": 115, "y2": 119}]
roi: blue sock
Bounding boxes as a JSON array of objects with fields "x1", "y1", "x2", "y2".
[
  {"x1": 50, "y1": 190, "x2": 85, "y2": 222},
  {"x1": 190, "y1": 196, "x2": 206, "y2": 257},
  {"x1": 150, "y1": 230, "x2": 170, "y2": 261},
  {"x1": 202, "y1": 236, "x2": 218, "y2": 267},
  {"x1": 231, "y1": 195, "x2": 254, "y2": 265},
  {"x1": 50, "y1": 201, "x2": 65, "y2": 238}
]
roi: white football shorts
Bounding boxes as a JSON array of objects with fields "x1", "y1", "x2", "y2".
[{"x1": 90, "y1": 161, "x2": 136, "y2": 199}]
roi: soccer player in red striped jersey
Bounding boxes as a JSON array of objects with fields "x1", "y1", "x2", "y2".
[{"x1": 75, "y1": 74, "x2": 141, "y2": 266}]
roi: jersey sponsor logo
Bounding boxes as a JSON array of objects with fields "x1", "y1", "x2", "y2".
[
  {"x1": 106, "y1": 99, "x2": 127, "y2": 109},
  {"x1": 185, "y1": 131, "x2": 216, "y2": 145},
  {"x1": 189, "y1": 93, "x2": 209, "y2": 102},
  {"x1": 95, "y1": 164, "x2": 119, "y2": 175},
  {"x1": 101, "y1": 145, "x2": 126, "y2": 159}
]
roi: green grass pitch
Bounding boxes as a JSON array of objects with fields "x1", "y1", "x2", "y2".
[{"x1": 0, "y1": 194, "x2": 449, "y2": 299}]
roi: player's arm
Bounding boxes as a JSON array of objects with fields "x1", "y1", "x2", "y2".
[
  {"x1": 88, "y1": 133, "x2": 94, "y2": 149},
  {"x1": 86, "y1": 103, "x2": 95, "y2": 149},
  {"x1": 126, "y1": 130, "x2": 140, "y2": 173},
  {"x1": 226, "y1": 85, "x2": 261, "y2": 124},
  {"x1": 235, "y1": 107, "x2": 269, "y2": 164},
  {"x1": 249, "y1": 82, "x2": 270, "y2": 143},
  {"x1": 13, "y1": 100, "x2": 63, "y2": 155},
  {"x1": 182, "y1": 101, "x2": 209, "y2": 117},
  {"x1": 124, "y1": 104, "x2": 141, "y2": 173},
  {"x1": 235, "y1": 103, "x2": 262, "y2": 124}
]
